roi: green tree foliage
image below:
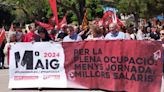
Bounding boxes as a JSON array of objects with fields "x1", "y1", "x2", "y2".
[
  {"x1": 56, "y1": 0, "x2": 86, "y2": 25},
  {"x1": 112, "y1": 0, "x2": 164, "y2": 26},
  {"x1": 1, "y1": 0, "x2": 164, "y2": 27},
  {"x1": 0, "y1": 0, "x2": 103, "y2": 26},
  {"x1": 56, "y1": 0, "x2": 103, "y2": 25},
  {"x1": 87, "y1": 0, "x2": 103, "y2": 20},
  {"x1": 0, "y1": 0, "x2": 15, "y2": 28},
  {"x1": 4, "y1": 0, "x2": 50, "y2": 23}
]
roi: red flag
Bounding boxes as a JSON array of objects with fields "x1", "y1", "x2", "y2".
[
  {"x1": 35, "y1": 21, "x2": 54, "y2": 31},
  {"x1": 59, "y1": 15, "x2": 67, "y2": 28},
  {"x1": 54, "y1": 15, "x2": 67, "y2": 30},
  {"x1": 48, "y1": 16, "x2": 56, "y2": 25},
  {"x1": 101, "y1": 11, "x2": 114, "y2": 28},
  {"x1": 0, "y1": 27, "x2": 6, "y2": 45},
  {"x1": 9, "y1": 23, "x2": 14, "y2": 32},
  {"x1": 101, "y1": 11, "x2": 113, "y2": 22},
  {"x1": 101, "y1": 11, "x2": 125, "y2": 28},
  {"x1": 116, "y1": 17, "x2": 125, "y2": 27},
  {"x1": 49, "y1": 0, "x2": 59, "y2": 25}
]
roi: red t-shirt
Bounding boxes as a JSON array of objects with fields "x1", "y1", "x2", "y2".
[{"x1": 23, "y1": 32, "x2": 37, "y2": 42}]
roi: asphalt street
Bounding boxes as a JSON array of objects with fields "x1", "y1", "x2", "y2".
[
  {"x1": 0, "y1": 69, "x2": 105, "y2": 92},
  {"x1": 0, "y1": 69, "x2": 164, "y2": 92}
]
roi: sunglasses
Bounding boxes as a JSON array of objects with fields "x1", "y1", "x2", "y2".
[{"x1": 160, "y1": 33, "x2": 164, "y2": 36}]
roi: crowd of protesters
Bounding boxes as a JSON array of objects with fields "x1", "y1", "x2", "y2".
[{"x1": 0, "y1": 18, "x2": 164, "y2": 69}]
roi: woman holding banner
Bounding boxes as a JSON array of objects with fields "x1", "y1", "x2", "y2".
[
  {"x1": 34, "y1": 27, "x2": 52, "y2": 42},
  {"x1": 85, "y1": 25, "x2": 104, "y2": 40},
  {"x1": 3, "y1": 31, "x2": 17, "y2": 69}
]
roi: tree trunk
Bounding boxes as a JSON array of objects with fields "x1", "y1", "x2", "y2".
[
  {"x1": 18, "y1": 7, "x2": 31, "y2": 23},
  {"x1": 134, "y1": 13, "x2": 139, "y2": 28},
  {"x1": 78, "y1": 0, "x2": 86, "y2": 25},
  {"x1": 57, "y1": 0, "x2": 86, "y2": 25},
  {"x1": 74, "y1": 9, "x2": 81, "y2": 26}
]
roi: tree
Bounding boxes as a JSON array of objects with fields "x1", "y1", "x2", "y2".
[
  {"x1": 0, "y1": 0, "x2": 15, "y2": 28},
  {"x1": 3, "y1": 0, "x2": 50, "y2": 24},
  {"x1": 87, "y1": 0, "x2": 103, "y2": 20},
  {"x1": 56, "y1": 0, "x2": 86, "y2": 25},
  {"x1": 0, "y1": 0, "x2": 104, "y2": 26},
  {"x1": 57, "y1": 0, "x2": 103, "y2": 25},
  {"x1": 111, "y1": 0, "x2": 164, "y2": 27},
  {"x1": 145, "y1": 0, "x2": 164, "y2": 18}
]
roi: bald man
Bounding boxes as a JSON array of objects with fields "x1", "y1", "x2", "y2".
[{"x1": 105, "y1": 23, "x2": 125, "y2": 40}]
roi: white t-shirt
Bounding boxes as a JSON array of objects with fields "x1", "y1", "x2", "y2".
[
  {"x1": 125, "y1": 33, "x2": 131, "y2": 40},
  {"x1": 63, "y1": 35, "x2": 82, "y2": 42},
  {"x1": 85, "y1": 35, "x2": 104, "y2": 40},
  {"x1": 136, "y1": 29, "x2": 145, "y2": 40},
  {"x1": 130, "y1": 33, "x2": 136, "y2": 40},
  {"x1": 105, "y1": 31, "x2": 126, "y2": 40}
]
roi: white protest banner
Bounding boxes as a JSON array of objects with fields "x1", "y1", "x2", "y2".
[{"x1": 9, "y1": 42, "x2": 67, "y2": 88}]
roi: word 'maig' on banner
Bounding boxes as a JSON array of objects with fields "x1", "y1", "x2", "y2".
[
  {"x1": 63, "y1": 40, "x2": 163, "y2": 92},
  {"x1": 9, "y1": 42, "x2": 67, "y2": 88}
]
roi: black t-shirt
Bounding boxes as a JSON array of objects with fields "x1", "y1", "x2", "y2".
[
  {"x1": 150, "y1": 32, "x2": 160, "y2": 40},
  {"x1": 57, "y1": 33, "x2": 67, "y2": 39}
]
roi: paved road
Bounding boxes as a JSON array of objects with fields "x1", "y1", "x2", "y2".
[
  {"x1": 1, "y1": 69, "x2": 164, "y2": 92},
  {"x1": 0, "y1": 69, "x2": 105, "y2": 92}
]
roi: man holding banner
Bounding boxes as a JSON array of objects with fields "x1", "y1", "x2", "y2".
[
  {"x1": 63, "y1": 25, "x2": 82, "y2": 42},
  {"x1": 105, "y1": 23, "x2": 126, "y2": 40}
]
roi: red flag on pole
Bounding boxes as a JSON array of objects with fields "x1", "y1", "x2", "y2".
[
  {"x1": 101, "y1": 11, "x2": 113, "y2": 28},
  {"x1": 116, "y1": 17, "x2": 125, "y2": 27},
  {"x1": 35, "y1": 21, "x2": 54, "y2": 31},
  {"x1": 101, "y1": 11, "x2": 125, "y2": 28},
  {"x1": 49, "y1": 0, "x2": 59, "y2": 25},
  {"x1": 54, "y1": 15, "x2": 67, "y2": 30},
  {"x1": 9, "y1": 23, "x2": 14, "y2": 32},
  {"x1": 0, "y1": 27, "x2": 6, "y2": 45},
  {"x1": 48, "y1": 16, "x2": 56, "y2": 25},
  {"x1": 59, "y1": 15, "x2": 67, "y2": 28}
]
